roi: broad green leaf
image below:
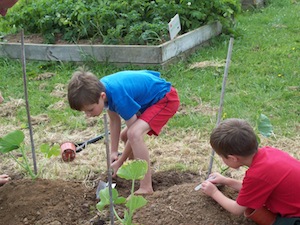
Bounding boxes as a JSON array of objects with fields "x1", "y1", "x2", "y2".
[
  {"x1": 40, "y1": 144, "x2": 50, "y2": 156},
  {"x1": 40, "y1": 144, "x2": 60, "y2": 158},
  {"x1": 114, "y1": 196, "x2": 126, "y2": 205},
  {"x1": 257, "y1": 114, "x2": 273, "y2": 138},
  {"x1": 96, "y1": 200, "x2": 107, "y2": 211},
  {"x1": 117, "y1": 160, "x2": 148, "y2": 180},
  {"x1": 125, "y1": 195, "x2": 147, "y2": 211},
  {"x1": 0, "y1": 130, "x2": 25, "y2": 153},
  {"x1": 96, "y1": 187, "x2": 126, "y2": 211}
]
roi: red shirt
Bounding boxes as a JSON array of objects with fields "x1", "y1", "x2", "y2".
[{"x1": 237, "y1": 146, "x2": 300, "y2": 217}]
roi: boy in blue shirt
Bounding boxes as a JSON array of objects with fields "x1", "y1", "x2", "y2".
[{"x1": 68, "y1": 68, "x2": 180, "y2": 194}]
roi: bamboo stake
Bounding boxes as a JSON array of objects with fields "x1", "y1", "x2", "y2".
[
  {"x1": 207, "y1": 37, "x2": 234, "y2": 178},
  {"x1": 21, "y1": 29, "x2": 37, "y2": 175},
  {"x1": 103, "y1": 113, "x2": 114, "y2": 225}
]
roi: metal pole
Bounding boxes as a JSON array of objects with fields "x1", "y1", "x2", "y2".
[
  {"x1": 207, "y1": 37, "x2": 234, "y2": 178},
  {"x1": 21, "y1": 29, "x2": 38, "y2": 175},
  {"x1": 103, "y1": 113, "x2": 114, "y2": 225}
]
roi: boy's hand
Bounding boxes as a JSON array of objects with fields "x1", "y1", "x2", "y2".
[
  {"x1": 208, "y1": 172, "x2": 227, "y2": 185},
  {"x1": 110, "y1": 159, "x2": 122, "y2": 177},
  {"x1": 110, "y1": 151, "x2": 119, "y2": 164},
  {"x1": 200, "y1": 180, "x2": 218, "y2": 197},
  {"x1": 0, "y1": 174, "x2": 11, "y2": 184}
]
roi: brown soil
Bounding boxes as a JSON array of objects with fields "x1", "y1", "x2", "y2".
[{"x1": 0, "y1": 170, "x2": 255, "y2": 225}]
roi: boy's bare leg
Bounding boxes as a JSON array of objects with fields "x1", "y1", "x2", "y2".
[
  {"x1": 128, "y1": 127, "x2": 153, "y2": 195},
  {"x1": 134, "y1": 145, "x2": 153, "y2": 195}
]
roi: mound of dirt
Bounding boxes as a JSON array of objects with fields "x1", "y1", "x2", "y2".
[{"x1": 0, "y1": 171, "x2": 256, "y2": 225}]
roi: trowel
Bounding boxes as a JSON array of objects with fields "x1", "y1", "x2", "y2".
[{"x1": 96, "y1": 180, "x2": 116, "y2": 199}]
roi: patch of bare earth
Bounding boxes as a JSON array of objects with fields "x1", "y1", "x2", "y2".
[
  {"x1": 0, "y1": 171, "x2": 257, "y2": 225},
  {"x1": 2, "y1": 122, "x2": 297, "y2": 225}
]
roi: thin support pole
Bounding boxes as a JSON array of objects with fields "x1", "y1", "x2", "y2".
[
  {"x1": 21, "y1": 29, "x2": 37, "y2": 175},
  {"x1": 103, "y1": 113, "x2": 114, "y2": 225},
  {"x1": 207, "y1": 37, "x2": 234, "y2": 178}
]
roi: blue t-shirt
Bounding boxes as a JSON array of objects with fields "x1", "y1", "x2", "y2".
[{"x1": 100, "y1": 70, "x2": 171, "y2": 120}]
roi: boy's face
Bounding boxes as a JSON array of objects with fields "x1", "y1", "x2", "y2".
[{"x1": 81, "y1": 92, "x2": 106, "y2": 117}]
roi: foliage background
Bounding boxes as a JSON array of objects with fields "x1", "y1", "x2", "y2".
[{"x1": 0, "y1": 0, "x2": 240, "y2": 44}]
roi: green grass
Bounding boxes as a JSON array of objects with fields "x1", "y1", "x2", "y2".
[
  {"x1": 0, "y1": 0, "x2": 299, "y2": 140},
  {"x1": 167, "y1": 0, "x2": 300, "y2": 136}
]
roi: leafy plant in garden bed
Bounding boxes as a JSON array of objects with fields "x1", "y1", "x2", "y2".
[
  {"x1": 0, "y1": 130, "x2": 60, "y2": 179},
  {"x1": 97, "y1": 160, "x2": 148, "y2": 225},
  {"x1": 0, "y1": 0, "x2": 240, "y2": 44}
]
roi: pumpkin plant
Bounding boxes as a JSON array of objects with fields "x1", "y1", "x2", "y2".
[
  {"x1": 40, "y1": 143, "x2": 60, "y2": 158},
  {"x1": 255, "y1": 113, "x2": 274, "y2": 142},
  {"x1": 0, "y1": 130, "x2": 60, "y2": 179},
  {"x1": 0, "y1": 130, "x2": 38, "y2": 179},
  {"x1": 96, "y1": 159, "x2": 148, "y2": 225}
]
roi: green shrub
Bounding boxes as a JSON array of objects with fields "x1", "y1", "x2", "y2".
[{"x1": 1, "y1": 0, "x2": 241, "y2": 44}]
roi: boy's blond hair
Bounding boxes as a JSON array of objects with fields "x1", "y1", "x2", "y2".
[{"x1": 67, "y1": 68, "x2": 105, "y2": 111}]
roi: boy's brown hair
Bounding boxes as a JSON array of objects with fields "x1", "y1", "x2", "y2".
[
  {"x1": 210, "y1": 118, "x2": 258, "y2": 158},
  {"x1": 67, "y1": 68, "x2": 105, "y2": 111}
]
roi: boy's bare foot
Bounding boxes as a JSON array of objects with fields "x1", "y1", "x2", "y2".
[{"x1": 134, "y1": 188, "x2": 154, "y2": 195}]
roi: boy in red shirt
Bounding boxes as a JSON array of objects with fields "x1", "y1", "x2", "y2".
[{"x1": 200, "y1": 118, "x2": 300, "y2": 224}]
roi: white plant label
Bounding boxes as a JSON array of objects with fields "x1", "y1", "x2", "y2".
[
  {"x1": 194, "y1": 175, "x2": 216, "y2": 191},
  {"x1": 168, "y1": 14, "x2": 181, "y2": 40}
]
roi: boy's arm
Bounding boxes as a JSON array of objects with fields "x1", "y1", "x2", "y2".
[
  {"x1": 116, "y1": 114, "x2": 138, "y2": 162},
  {"x1": 211, "y1": 188, "x2": 246, "y2": 215},
  {"x1": 201, "y1": 181, "x2": 246, "y2": 215},
  {"x1": 107, "y1": 110, "x2": 121, "y2": 161},
  {"x1": 224, "y1": 177, "x2": 243, "y2": 191},
  {"x1": 110, "y1": 114, "x2": 138, "y2": 176}
]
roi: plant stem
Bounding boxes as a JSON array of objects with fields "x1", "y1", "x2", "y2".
[
  {"x1": 127, "y1": 178, "x2": 136, "y2": 224},
  {"x1": 9, "y1": 152, "x2": 28, "y2": 171},
  {"x1": 113, "y1": 207, "x2": 123, "y2": 224},
  {"x1": 9, "y1": 149, "x2": 37, "y2": 179}
]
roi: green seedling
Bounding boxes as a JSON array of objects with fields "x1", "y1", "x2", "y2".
[
  {"x1": 0, "y1": 130, "x2": 60, "y2": 179},
  {"x1": 0, "y1": 130, "x2": 37, "y2": 179},
  {"x1": 40, "y1": 143, "x2": 60, "y2": 158},
  {"x1": 96, "y1": 159, "x2": 148, "y2": 225},
  {"x1": 255, "y1": 113, "x2": 274, "y2": 143}
]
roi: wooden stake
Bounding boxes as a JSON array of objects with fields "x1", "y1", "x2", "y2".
[
  {"x1": 207, "y1": 37, "x2": 234, "y2": 178},
  {"x1": 21, "y1": 29, "x2": 37, "y2": 175},
  {"x1": 103, "y1": 113, "x2": 114, "y2": 225}
]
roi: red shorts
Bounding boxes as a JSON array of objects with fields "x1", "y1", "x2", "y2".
[{"x1": 139, "y1": 87, "x2": 180, "y2": 136}]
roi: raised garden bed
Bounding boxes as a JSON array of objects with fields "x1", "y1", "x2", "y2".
[{"x1": 0, "y1": 22, "x2": 222, "y2": 66}]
